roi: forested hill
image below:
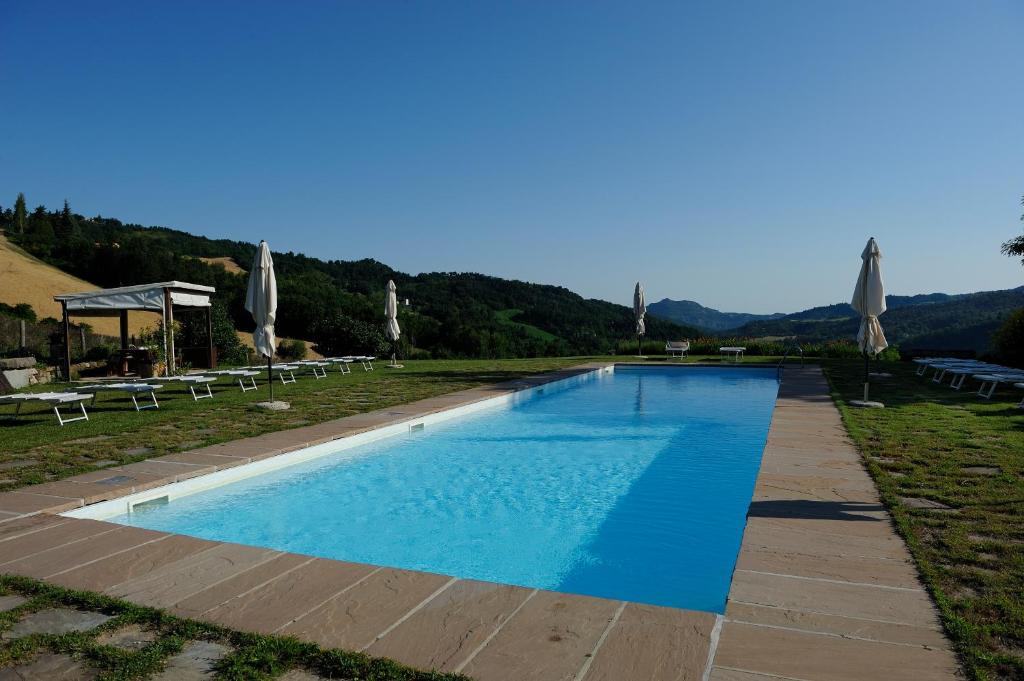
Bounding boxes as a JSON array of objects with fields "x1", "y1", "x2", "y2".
[
  {"x1": 733, "y1": 287, "x2": 1024, "y2": 352},
  {"x1": 0, "y1": 199, "x2": 696, "y2": 358}
]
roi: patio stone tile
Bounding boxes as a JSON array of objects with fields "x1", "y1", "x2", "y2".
[
  {"x1": 734, "y1": 548, "x2": 922, "y2": 588},
  {"x1": 278, "y1": 568, "x2": 453, "y2": 648},
  {"x1": 109, "y1": 543, "x2": 280, "y2": 608},
  {"x1": 112, "y1": 460, "x2": 213, "y2": 482},
  {"x1": 204, "y1": 558, "x2": 379, "y2": 634},
  {"x1": 725, "y1": 602, "x2": 948, "y2": 648},
  {"x1": 739, "y1": 522, "x2": 909, "y2": 562},
  {"x1": 582, "y1": 603, "x2": 717, "y2": 681},
  {"x1": 25, "y1": 480, "x2": 135, "y2": 505},
  {"x1": 50, "y1": 534, "x2": 218, "y2": 591},
  {"x1": 152, "y1": 640, "x2": 232, "y2": 680},
  {"x1": 459, "y1": 590, "x2": 621, "y2": 681},
  {"x1": 0, "y1": 595, "x2": 28, "y2": 612},
  {"x1": 708, "y1": 669, "x2": 792, "y2": 681},
  {"x1": 0, "y1": 513, "x2": 68, "y2": 542},
  {"x1": 171, "y1": 553, "x2": 314, "y2": 618},
  {"x1": 154, "y1": 452, "x2": 249, "y2": 469},
  {"x1": 366, "y1": 579, "x2": 533, "y2": 671},
  {"x1": 63, "y1": 469, "x2": 165, "y2": 487},
  {"x1": 0, "y1": 652, "x2": 98, "y2": 680},
  {"x1": 713, "y1": 622, "x2": 960, "y2": 681},
  {"x1": 95, "y1": 623, "x2": 158, "y2": 650},
  {"x1": 4, "y1": 527, "x2": 167, "y2": 579},
  {"x1": 0, "y1": 519, "x2": 122, "y2": 567},
  {"x1": 0, "y1": 491, "x2": 82, "y2": 515},
  {"x1": 2, "y1": 608, "x2": 112, "y2": 639}
]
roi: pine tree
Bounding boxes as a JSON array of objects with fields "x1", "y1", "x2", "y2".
[
  {"x1": 13, "y1": 193, "x2": 26, "y2": 235},
  {"x1": 56, "y1": 199, "x2": 80, "y2": 239}
]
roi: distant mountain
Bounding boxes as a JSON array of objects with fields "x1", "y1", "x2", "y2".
[
  {"x1": 647, "y1": 299, "x2": 786, "y2": 332},
  {"x1": 733, "y1": 287, "x2": 1024, "y2": 353}
]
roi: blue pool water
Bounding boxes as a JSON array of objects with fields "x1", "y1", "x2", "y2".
[{"x1": 111, "y1": 366, "x2": 778, "y2": 613}]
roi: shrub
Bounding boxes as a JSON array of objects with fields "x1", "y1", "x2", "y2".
[
  {"x1": 993, "y1": 308, "x2": 1024, "y2": 368},
  {"x1": 276, "y1": 339, "x2": 307, "y2": 361},
  {"x1": 310, "y1": 313, "x2": 388, "y2": 357}
]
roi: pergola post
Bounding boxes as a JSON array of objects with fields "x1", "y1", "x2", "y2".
[
  {"x1": 206, "y1": 305, "x2": 215, "y2": 368},
  {"x1": 119, "y1": 310, "x2": 129, "y2": 350},
  {"x1": 164, "y1": 288, "x2": 175, "y2": 375},
  {"x1": 61, "y1": 301, "x2": 71, "y2": 381}
]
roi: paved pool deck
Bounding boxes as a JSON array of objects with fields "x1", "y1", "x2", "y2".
[{"x1": 0, "y1": 364, "x2": 960, "y2": 680}]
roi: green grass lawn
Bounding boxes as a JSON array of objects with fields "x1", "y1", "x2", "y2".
[
  {"x1": 823, "y1": 359, "x2": 1024, "y2": 681},
  {"x1": 0, "y1": 575, "x2": 468, "y2": 681}
]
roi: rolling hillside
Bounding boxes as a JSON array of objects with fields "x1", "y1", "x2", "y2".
[
  {"x1": 732, "y1": 287, "x2": 1024, "y2": 352},
  {"x1": 0, "y1": 201, "x2": 698, "y2": 359},
  {"x1": 0, "y1": 234, "x2": 157, "y2": 337}
]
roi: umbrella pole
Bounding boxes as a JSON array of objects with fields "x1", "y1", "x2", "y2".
[
  {"x1": 638, "y1": 334, "x2": 641, "y2": 357},
  {"x1": 268, "y1": 354, "x2": 274, "y2": 403},
  {"x1": 863, "y1": 351, "x2": 869, "y2": 402}
]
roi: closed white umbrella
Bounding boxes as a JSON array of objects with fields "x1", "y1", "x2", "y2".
[
  {"x1": 245, "y1": 240, "x2": 278, "y2": 401},
  {"x1": 385, "y1": 280, "x2": 401, "y2": 367},
  {"x1": 851, "y1": 237, "x2": 887, "y2": 403},
  {"x1": 634, "y1": 281, "x2": 646, "y2": 357}
]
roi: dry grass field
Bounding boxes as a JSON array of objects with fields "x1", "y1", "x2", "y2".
[{"x1": 0, "y1": 235, "x2": 157, "y2": 336}]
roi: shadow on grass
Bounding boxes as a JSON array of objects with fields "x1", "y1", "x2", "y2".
[{"x1": 748, "y1": 499, "x2": 886, "y2": 521}]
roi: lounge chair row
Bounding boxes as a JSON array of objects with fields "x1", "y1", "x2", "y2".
[
  {"x1": 913, "y1": 357, "x2": 1024, "y2": 406},
  {"x1": 0, "y1": 354, "x2": 379, "y2": 425}
]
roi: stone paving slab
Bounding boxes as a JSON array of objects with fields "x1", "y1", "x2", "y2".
[
  {"x1": 278, "y1": 567, "x2": 454, "y2": 649},
  {"x1": 95, "y1": 623, "x2": 159, "y2": 650},
  {"x1": 107, "y1": 543, "x2": 281, "y2": 607},
  {"x1": 168, "y1": 553, "x2": 314, "y2": 618},
  {"x1": 1, "y1": 608, "x2": 112, "y2": 639},
  {"x1": 365, "y1": 579, "x2": 533, "y2": 671},
  {"x1": 0, "y1": 653, "x2": 98, "y2": 680},
  {"x1": 0, "y1": 595, "x2": 28, "y2": 612},
  {"x1": 204, "y1": 557, "x2": 381, "y2": 634},
  {"x1": 457, "y1": 590, "x2": 622, "y2": 681},
  {"x1": 151, "y1": 640, "x2": 232, "y2": 680}
]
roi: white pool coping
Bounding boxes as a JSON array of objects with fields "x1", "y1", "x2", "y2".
[{"x1": 63, "y1": 365, "x2": 614, "y2": 521}]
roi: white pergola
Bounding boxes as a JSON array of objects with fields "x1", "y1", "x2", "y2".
[{"x1": 54, "y1": 281, "x2": 216, "y2": 379}]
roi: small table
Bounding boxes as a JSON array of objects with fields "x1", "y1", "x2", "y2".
[{"x1": 719, "y1": 346, "x2": 746, "y2": 363}]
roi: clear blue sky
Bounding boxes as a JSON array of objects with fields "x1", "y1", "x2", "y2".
[{"x1": 2, "y1": 1, "x2": 1022, "y2": 313}]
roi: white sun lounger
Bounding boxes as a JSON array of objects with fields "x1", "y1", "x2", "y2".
[
  {"x1": 295, "y1": 360, "x2": 330, "y2": 379},
  {"x1": 147, "y1": 376, "x2": 217, "y2": 401},
  {"x1": 1015, "y1": 383, "x2": 1024, "y2": 408},
  {"x1": 342, "y1": 355, "x2": 375, "y2": 371},
  {"x1": 73, "y1": 383, "x2": 162, "y2": 411},
  {"x1": 248, "y1": 364, "x2": 299, "y2": 384},
  {"x1": 973, "y1": 373, "x2": 1024, "y2": 399},
  {"x1": 195, "y1": 370, "x2": 260, "y2": 392},
  {"x1": 0, "y1": 392, "x2": 93, "y2": 425},
  {"x1": 325, "y1": 357, "x2": 354, "y2": 374}
]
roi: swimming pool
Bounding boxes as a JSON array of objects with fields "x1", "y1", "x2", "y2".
[{"x1": 100, "y1": 366, "x2": 778, "y2": 613}]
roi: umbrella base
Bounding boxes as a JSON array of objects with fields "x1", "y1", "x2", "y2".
[
  {"x1": 849, "y1": 400, "x2": 885, "y2": 409},
  {"x1": 386, "y1": 364, "x2": 405, "y2": 369},
  {"x1": 253, "y1": 400, "x2": 290, "y2": 411}
]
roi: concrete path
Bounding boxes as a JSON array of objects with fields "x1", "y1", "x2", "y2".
[{"x1": 0, "y1": 363, "x2": 961, "y2": 680}]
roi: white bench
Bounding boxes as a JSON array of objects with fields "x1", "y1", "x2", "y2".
[
  {"x1": 720, "y1": 346, "x2": 746, "y2": 363},
  {"x1": 973, "y1": 373, "x2": 1024, "y2": 399},
  {"x1": 665, "y1": 341, "x2": 689, "y2": 359}
]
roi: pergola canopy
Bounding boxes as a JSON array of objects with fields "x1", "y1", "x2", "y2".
[
  {"x1": 53, "y1": 281, "x2": 217, "y2": 379},
  {"x1": 54, "y1": 281, "x2": 215, "y2": 313}
]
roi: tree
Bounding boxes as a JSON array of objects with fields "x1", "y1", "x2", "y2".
[
  {"x1": 1001, "y1": 194, "x2": 1024, "y2": 263},
  {"x1": 56, "y1": 199, "x2": 81, "y2": 240},
  {"x1": 13, "y1": 193, "x2": 26, "y2": 235},
  {"x1": 25, "y1": 205, "x2": 56, "y2": 255},
  {"x1": 992, "y1": 309, "x2": 1024, "y2": 368}
]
